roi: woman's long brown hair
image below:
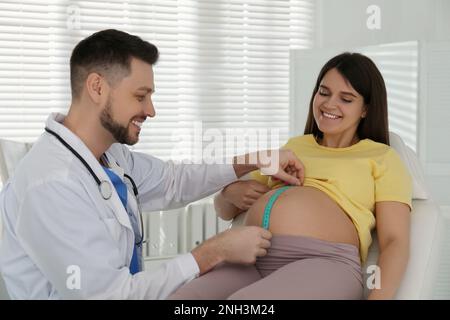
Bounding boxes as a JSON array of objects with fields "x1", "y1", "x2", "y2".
[{"x1": 303, "y1": 52, "x2": 390, "y2": 145}]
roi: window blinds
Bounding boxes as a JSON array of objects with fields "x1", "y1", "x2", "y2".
[
  {"x1": 360, "y1": 41, "x2": 419, "y2": 151},
  {"x1": 0, "y1": 0, "x2": 315, "y2": 161}
]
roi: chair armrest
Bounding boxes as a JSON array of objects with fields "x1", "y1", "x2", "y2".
[{"x1": 395, "y1": 199, "x2": 444, "y2": 299}]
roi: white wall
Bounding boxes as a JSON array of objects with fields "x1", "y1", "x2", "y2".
[
  {"x1": 316, "y1": 0, "x2": 450, "y2": 206},
  {"x1": 317, "y1": 0, "x2": 450, "y2": 47}
]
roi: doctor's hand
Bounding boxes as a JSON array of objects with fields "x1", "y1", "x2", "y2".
[
  {"x1": 191, "y1": 226, "x2": 272, "y2": 275},
  {"x1": 258, "y1": 149, "x2": 305, "y2": 186},
  {"x1": 222, "y1": 180, "x2": 270, "y2": 211},
  {"x1": 233, "y1": 149, "x2": 305, "y2": 186}
]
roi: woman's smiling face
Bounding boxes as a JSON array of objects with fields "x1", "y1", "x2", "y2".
[{"x1": 312, "y1": 68, "x2": 367, "y2": 138}]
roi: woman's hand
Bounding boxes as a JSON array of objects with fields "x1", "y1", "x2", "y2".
[{"x1": 222, "y1": 180, "x2": 271, "y2": 211}]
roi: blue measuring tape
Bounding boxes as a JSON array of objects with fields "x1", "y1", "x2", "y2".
[{"x1": 261, "y1": 186, "x2": 291, "y2": 230}]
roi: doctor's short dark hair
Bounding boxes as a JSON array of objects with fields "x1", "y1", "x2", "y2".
[
  {"x1": 303, "y1": 52, "x2": 390, "y2": 145},
  {"x1": 70, "y1": 29, "x2": 159, "y2": 100}
]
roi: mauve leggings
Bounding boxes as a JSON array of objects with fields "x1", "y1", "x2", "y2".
[{"x1": 168, "y1": 234, "x2": 364, "y2": 300}]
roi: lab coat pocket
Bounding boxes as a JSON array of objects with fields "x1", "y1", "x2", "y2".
[{"x1": 101, "y1": 217, "x2": 124, "y2": 244}]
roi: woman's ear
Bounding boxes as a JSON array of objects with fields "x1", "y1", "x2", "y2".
[{"x1": 361, "y1": 106, "x2": 368, "y2": 118}]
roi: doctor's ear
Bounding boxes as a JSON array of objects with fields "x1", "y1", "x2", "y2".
[{"x1": 85, "y1": 73, "x2": 108, "y2": 104}]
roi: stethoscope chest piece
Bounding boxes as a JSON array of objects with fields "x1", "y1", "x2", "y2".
[{"x1": 99, "y1": 180, "x2": 113, "y2": 200}]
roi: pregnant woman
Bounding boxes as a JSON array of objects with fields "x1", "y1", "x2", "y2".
[{"x1": 168, "y1": 52, "x2": 412, "y2": 300}]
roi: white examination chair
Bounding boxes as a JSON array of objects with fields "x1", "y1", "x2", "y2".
[
  {"x1": 0, "y1": 139, "x2": 33, "y2": 300},
  {"x1": 231, "y1": 132, "x2": 444, "y2": 300}
]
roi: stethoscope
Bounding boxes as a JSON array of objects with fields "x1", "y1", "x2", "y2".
[{"x1": 44, "y1": 127, "x2": 145, "y2": 246}]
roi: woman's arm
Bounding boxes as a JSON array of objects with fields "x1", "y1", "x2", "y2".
[
  {"x1": 214, "y1": 180, "x2": 270, "y2": 221},
  {"x1": 214, "y1": 188, "x2": 244, "y2": 221},
  {"x1": 368, "y1": 201, "x2": 411, "y2": 300},
  {"x1": 216, "y1": 149, "x2": 305, "y2": 221}
]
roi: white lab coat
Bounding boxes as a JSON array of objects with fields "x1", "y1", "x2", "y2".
[{"x1": 0, "y1": 113, "x2": 237, "y2": 299}]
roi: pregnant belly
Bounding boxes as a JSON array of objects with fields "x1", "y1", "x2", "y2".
[{"x1": 244, "y1": 186, "x2": 360, "y2": 248}]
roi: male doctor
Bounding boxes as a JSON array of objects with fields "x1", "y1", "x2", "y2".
[{"x1": 0, "y1": 29, "x2": 303, "y2": 299}]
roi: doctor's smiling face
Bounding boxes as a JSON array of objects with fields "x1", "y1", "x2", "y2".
[
  {"x1": 69, "y1": 29, "x2": 159, "y2": 148},
  {"x1": 100, "y1": 58, "x2": 156, "y2": 145}
]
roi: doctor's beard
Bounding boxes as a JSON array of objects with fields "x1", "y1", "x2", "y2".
[{"x1": 100, "y1": 96, "x2": 138, "y2": 145}]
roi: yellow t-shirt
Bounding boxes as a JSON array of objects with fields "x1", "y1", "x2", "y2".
[{"x1": 251, "y1": 134, "x2": 412, "y2": 263}]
